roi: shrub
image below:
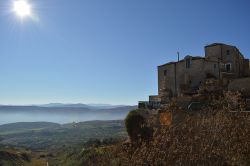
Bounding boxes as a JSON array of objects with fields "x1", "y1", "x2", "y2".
[
  {"x1": 102, "y1": 138, "x2": 119, "y2": 145},
  {"x1": 84, "y1": 139, "x2": 102, "y2": 148},
  {"x1": 125, "y1": 110, "x2": 151, "y2": 142},
  {"x1": 21, "y1": 153, "x2": 31, "y2": 162}
]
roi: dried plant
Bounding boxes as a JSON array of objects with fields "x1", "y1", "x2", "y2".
[{"x1": 81, "y1": 91, "x2": 250, "y2": 166}]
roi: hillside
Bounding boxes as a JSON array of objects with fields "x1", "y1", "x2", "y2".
[
  {"x1": 58, "y1": 97, "x2": 250, "y2": 166},
  {"x1": 0, "y1": 146, "x2": 47, "y2": 166},
  {"x1": 123, "y1": 109, "x2": 250, "y2": 165},
  {"x1": 0, "y1": 122, "x2": 60, "y2": 135},
  {"x1": 2, "y1": 91, "x2": 250, "y2": 165},
  {"x1": 0, "y1": 121, "x2": 127, "y2": 150},
  {"x1": 1, "y1": 98, "x2": 249, "y2": 165},
  {"x1": 62, "y1": 110, "x2": 250, "y2": 166}
]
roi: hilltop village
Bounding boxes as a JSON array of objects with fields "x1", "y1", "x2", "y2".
[
  {"x1": 139, "y1": 43, "x2": 250, "y2": 110},
  {"x1": 113, "y1": 43, "x2": 250, "y2": 165}
]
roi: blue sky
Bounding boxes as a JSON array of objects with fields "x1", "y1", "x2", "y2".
[{"x1": 0, "y1": 0, "x2": 249, "y2": 105}]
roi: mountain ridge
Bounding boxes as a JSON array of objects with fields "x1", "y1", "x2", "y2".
[{"x1": 0, "y1": 103, "x2": 135, "y2": 111}]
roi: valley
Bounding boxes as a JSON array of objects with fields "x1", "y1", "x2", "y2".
[
  {"x1": 0, "y1": 120, "x2": 127, "y2": 166},
  {"x1": 0, "y1": 104, "x2": 132, "y2": 165}
]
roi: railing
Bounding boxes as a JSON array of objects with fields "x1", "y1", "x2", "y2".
[{"x1": 138, "y1": 101, "x2": 161, "y2": 109}]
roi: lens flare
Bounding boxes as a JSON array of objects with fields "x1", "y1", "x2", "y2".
[{"x1": 13, "y1": 0, "x2": 32, "y2": 18}]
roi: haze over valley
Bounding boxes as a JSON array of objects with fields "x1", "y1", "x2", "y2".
[
  {"x1": 0, "y1": 103, "x2": 136, "y2": 125},
  {"x1": 0, "y1": 0, "x2": 250, "y2": 165}
]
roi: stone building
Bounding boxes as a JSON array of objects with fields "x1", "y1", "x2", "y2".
[{"x1": 148, "y1": 43, "x2": 250, "y2": 105}]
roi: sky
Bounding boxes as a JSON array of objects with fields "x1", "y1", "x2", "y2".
[{"x1": 0, "y1": 0, "x2": 249, "y2": 105}]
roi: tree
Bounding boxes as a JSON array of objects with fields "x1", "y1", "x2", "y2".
[{"x1": 125, "y1": 110, "x2": 147, "y2": 142}]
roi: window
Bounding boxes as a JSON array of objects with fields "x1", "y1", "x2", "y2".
[
  {"x1": 226, "y1": 50, "x2": 230, "y2": 55},
  {"x1": 214, "y1": 64, "x2": 217, "y2": 69},
  {"x1": 226, "y1": 63, "x2": 231, "y2": 72},
  {"x1": 164, "y1": 70, "x2": 167, "y2": 76}
]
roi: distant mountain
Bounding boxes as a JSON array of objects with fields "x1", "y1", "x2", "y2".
[
  {"x1": 37, "y1": 103, "x2": 132, "y2": 110},
  {"x1": 39, "y1": 103, "x2": 90, "y2": 108},
  {"x1": 0, "y1": 105, "x2": 137, "y2": 125},
  {"x1": 0, "y1": 104, "x2": 136, "y2": 113},
  {"x1": 87, "y1": 104, "x2": 128, "y2": 109},
  {"x1": 0, "y1": 105, "x2": 91, "y2": 113},
  {"x1": 101, "y1": 106, "x2": 138, "y2": 113}
]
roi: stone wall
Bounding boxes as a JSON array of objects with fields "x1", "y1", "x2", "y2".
[
  {"x1": 205, "y1": 43, "x2": 247, "y2": 78},
  {"x1": 205, "y1": 44, "x2": 222, "y2": 61},
  {"x1": 158, "y1": 62, "x2": 176, "y2": 97},
  {"x1": 158, "y1": 58, "x2": 220, "y2": 97},
  {"x1": 155, "y1": 43, "x2": 249, "y2": 104}
]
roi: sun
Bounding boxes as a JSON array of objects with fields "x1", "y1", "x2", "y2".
[{"x1": 13, "y1": 0, "x2": 32, "y2": 18}]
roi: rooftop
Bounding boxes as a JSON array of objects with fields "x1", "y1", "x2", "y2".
[{"x1": 158, "y1": 56, "x2": 204, "y2": 67}]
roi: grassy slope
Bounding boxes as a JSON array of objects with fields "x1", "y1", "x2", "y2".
[
  {"x1": 0, "y1": 120, "x2": 127, "y2": 150},
  {"x1": 83, "y1": 110, "x2": 250, "y2": 166},
  {"x1": 0, "y1": 146, "x2": 47, "y2": 166},
  {"x1": 0, "y1": 122, "x2": 60, "y2": 135},
  {"x1": 55, "y1": 109, "x2": 250, "y2": 166}
]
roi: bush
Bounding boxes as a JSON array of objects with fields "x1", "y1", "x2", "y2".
[
  {"x1": 84, "y1": 139, "x2": 102, "y2": 148},
  {"x1": 139, "y1": 126, "x2": 153, "y2": 142},
  {"x1": 125, "y1": 110, "x2": 152, "y2": 142},
  {"x1": 102, "y1": 138, "x2": 119, "y2": 145},
  {"x1": 21, "y1": 153, "x2": 31, "y2": 162}
]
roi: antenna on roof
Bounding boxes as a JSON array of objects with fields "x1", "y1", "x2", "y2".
[{"x1": 177, "y1": 52, "x2": 180, "y2": 62}]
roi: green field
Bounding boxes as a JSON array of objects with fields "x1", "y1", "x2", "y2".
[{"x1": 0, "y1": 120, "x2": 127, "y2": 150}]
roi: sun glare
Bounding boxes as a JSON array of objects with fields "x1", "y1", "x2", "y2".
[{"x1": 13, "y1": 0, "x2": 32, "y2": 18}]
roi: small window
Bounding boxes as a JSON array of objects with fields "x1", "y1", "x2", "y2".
[
  {"x1": 164, "y1": 70, "x2": 167, "y2": 76},
  {"x1": 226, "y1": 50, "x2": 230, "y2": 55},
  {"x1": 214, "y1": 64, "x2": 217, "y2": 69},
  {"x1": 226, "y1": 63, "x2": 231, "y2": 72}
]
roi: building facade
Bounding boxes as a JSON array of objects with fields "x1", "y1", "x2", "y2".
[{"x1": 155, "y1": 43, "x2": 249, "y2": 104}]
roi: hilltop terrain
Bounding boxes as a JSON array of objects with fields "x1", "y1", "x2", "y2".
[
  {"x1": 1, "y1": 91, "x2": 250, "y2": 166},
  {"x1": 55, "y1": 93, "x2": 250, "y2": 166}
]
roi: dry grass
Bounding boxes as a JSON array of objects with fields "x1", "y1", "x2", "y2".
[
  {"x1": 108, "y1": 107, "x2": 250, "y2": 165},
  {"x1": 78, "y1": 91, "x2": 250, "y2": 166},
  {"x1": 127, "y1": 109, "x2": 250, "y2": 165},
  {"x1": 68, "y1": 109, "x2": 250, "y2": 166}
]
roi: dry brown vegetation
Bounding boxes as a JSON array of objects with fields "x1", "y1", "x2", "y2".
[
  {"x1": 52, "y1": 90, "x2": 250, "y2": 166},
  {"x1": 126, "y1": 110, "x2": 250, "y2": 165},
  {"x1": 86, "y1": 92, "x2": 250, "y2": 166}
]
